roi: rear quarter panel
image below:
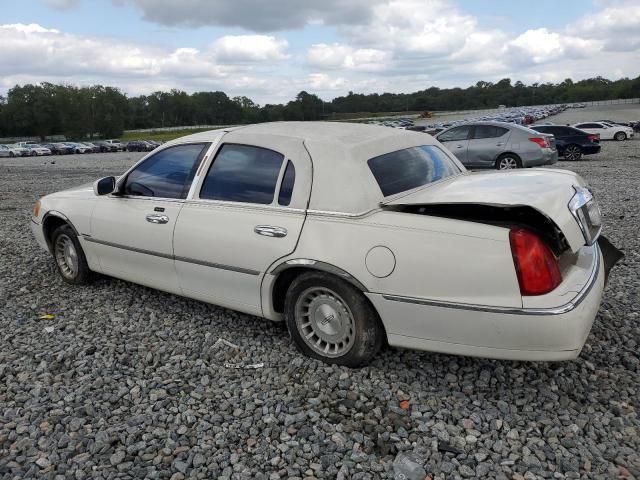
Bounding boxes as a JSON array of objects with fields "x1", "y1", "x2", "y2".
[{"x1": 286, "y1": 211, "x2": 522, "y2": 308}]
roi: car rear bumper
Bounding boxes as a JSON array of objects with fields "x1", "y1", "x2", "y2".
[
  {"x1": 367, "y1": 244, "x2": 605, "y2": 361},
  {"x1": 582, "y1": 145, "x2": 601, "y2": 155},
  {"x1": 522, "y1": 148, "x2": 557, "y2": 167}
]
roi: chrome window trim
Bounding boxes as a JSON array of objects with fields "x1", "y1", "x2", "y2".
[
  {"x1": 382, "y1": 244, "x2": 601, "y2": 316},
  {"x1": 182, "y1": 198, "x2": 306, "y2": 214},
  {"x1": 83, "y1": 236, "x2": 260, "y2": 276},
  {"x1": 306, "y1": 208, "x2": 380, "y2": 219}
]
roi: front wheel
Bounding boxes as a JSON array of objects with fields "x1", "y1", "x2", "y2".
[
  {"x1": 564, "y1": 145, "x2": 582, "y2": 161},
  {"x1": 495, "y1": 154, "x2": 522, "y2": 170},
  {"x1": 614, "y1": 132, "x2": 627, "y2": 141},
  {"x1": 285, "y1": 272, "x2": 383, "y2": 367},
  {"x1": 51, "y1": 224, "x2": 91, "y2": 284}
]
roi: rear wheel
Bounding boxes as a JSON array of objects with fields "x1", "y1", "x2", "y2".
[
  {"x1": 9, "y1": 152, "x2": 14, "y2": 157},
  {"x1": 495, "y1": 153, "x2": 522, "y2": 170},
  {"x1": 564, "y1": 144, "x2": 582, "y2": 161},
  {"x1": 51, "y1": 224, "x2": 91, "y2": 284},
  {"x1": 614, "y1": 131, "x2": 627, "y2": 141},
  {"x1": 285, "y1": 272, "x2": 383, "y2": 367}
]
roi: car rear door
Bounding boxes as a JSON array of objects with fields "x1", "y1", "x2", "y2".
[
  {"x1": 89, "y1": 142, "x2": 210, "y2": 294},
  {"x1": 467, "y1": 125, "x2": 511, "y2": 167},
  {"x1": 436, "y1": 125, "x2": 472, "y2": 165},
  {"x1": 172, "y1": 132, "x2": 312, "y2": 316}
]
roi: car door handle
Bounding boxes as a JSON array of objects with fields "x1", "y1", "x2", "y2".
[
  {"x1": 455, "y1": 145, "x2": 464, "y2": 148},
  {"x1": 146, "y1": 213, "x2": 169, "y2": 224},
  {"x1": 496, "y1": 142, "x2": 505, "y2": 146},
  {"x1": 254, "y1": 225, "x2": 287, "y2": 238}
]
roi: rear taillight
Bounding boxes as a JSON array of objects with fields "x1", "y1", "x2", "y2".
[
  {"x1": 587, "y1": 134, "x2": 599, "y2": 143},
  {"x1": 509, "y1": 228, "x2": 562, "y2": 296},
  {"x1": 528, "y1": 136, "x2": 551, "y2": 149}
]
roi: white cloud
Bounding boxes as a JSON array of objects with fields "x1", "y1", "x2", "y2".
[
  {"x1": 307, "y1": 43, "x2": 389, "y2": 71},
  {"x1": 211, "y1": 35, "x2": 289, "y2": 62},
  {"x1": 508, "y1": 28, "x2": 601, "y2": 64}
]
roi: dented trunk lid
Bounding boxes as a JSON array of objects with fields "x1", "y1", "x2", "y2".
[{"x1": 382, "y1": 169, "x2": 588, "y2": 252}]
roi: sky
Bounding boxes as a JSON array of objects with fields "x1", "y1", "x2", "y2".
[{"x1": 1, "y1": 0, "x2": 639, "y2": 104}]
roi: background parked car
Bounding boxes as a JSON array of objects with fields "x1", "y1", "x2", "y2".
[
  {"x1": 25, "y1": 144, "x2": 52, "y2": 156},
  {"x1": 42, "y1": 143, "x2": 73, "y2": 155},
  {"x1": 80, "y1": 142, "x2": 101, "y2": 153},
  {"x1": 530, "y1": 125, "x2": 601, "y2": 161},
  {"x1": 436, "y1": 121, "x2": 557, "y2": 169},
  {"x1": 573, "y1": 122, "x2": 634, "y2": 141},
  {"x1": 64, "y1": 142, "x2": 92, "y2": 154},
  {"x1": 104, "y1": 139, "x2": 124, "y2": 151},
  {"x1": 92, "y1": 141, "x2": 116, "y2": 152},
  {"x1": 1, "y1": 144, "x2": 29, "y2": 157},
  {"x1": 126, "y1": 140, "x2": 154, "y2": 152}
]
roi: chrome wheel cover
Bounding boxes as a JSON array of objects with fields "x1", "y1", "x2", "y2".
[
  {"x1": 54, "y1": 234, "x2": 78, "y2": 279},
  {"x1": 498, "y1": 157, "x2": 518, "y2": 169},
  {"x1": 294, "y1": 287, "x2": 356, "y2": 358}
]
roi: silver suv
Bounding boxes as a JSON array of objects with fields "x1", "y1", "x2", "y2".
[{"x1": 436, "y1": 121, "x2": 557, "y2": 169}]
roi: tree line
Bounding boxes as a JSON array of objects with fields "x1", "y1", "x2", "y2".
[{"x1": 1, "y1": 75, "x2": 638, "y2": 139}]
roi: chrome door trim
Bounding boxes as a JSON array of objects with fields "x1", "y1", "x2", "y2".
[
  {"x1": 83, "y1": 236, "x2": 260, "y2": 276},
  {"x1": 145, "y1": 213, "x2": 170, "y2": 224},
  {"x1": 382, "y1": 245, "x2": 601, "y2": 316},
  {"x1": 254, "y1": 225, "x2": 288, "y2": 238}
]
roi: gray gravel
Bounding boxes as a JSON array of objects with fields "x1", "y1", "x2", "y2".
[{"x1": 1, "y1": 139, "x2": 639, "y2": 479}]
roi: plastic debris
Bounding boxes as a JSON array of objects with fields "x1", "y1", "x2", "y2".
[
  {"x1": 39, "y1": 314, "x2": 55, "y2": 320},
  {"x1": 392, "y1": 452, "x2": 428, "y2": 480},
  {"x1": 399, "y1": 400, "x2": 411, "y2": 410},
  {"x1": 223, "y1": 362, "x2": 265, "y2": 369},
  {"x1": 43, "y1": 326, "x2": 54, "y2": 333},
  {"x1": 212, "y1": 338, "x2": 239, "y2": 350}
]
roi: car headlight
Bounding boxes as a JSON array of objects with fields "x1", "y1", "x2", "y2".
[{"x1": 568, "y1": 186, "x2": 602, "y2": 245}]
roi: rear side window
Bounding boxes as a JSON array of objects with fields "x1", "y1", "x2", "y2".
[
  {"x1": 368, "y1": 145, "x2": 461, "y2": 197},
  {"x1": 472, "y1": 125, "x2": 509, "y2": 139},
  {"x1": 437, "y1": 125, "x2": 472, "y2": 142},
  {"x1": 200, "y1": 144, "x2": 284, "y2": 204},
  {"x1": 278, "y1": 161, "x2": 296, "y2": 206}
]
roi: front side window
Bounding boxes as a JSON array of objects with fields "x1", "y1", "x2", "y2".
[
  {"x1": 368, "y1": 145, "x2": 461, "y2": 197},
  {"x1": 200, "y1": 144, "x2": 284, "y2": 204},
  {"x1": 124, "y1": 143, "x2": 209, "y2": 199},
  {"x1": 437, "y1": 125, "x2": 472, "y2": 142},
  {"x1": 472, "y1": 125, "x2": 509, "y2": 139}
]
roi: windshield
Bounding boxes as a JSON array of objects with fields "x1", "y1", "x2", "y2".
[{"x1": 368, "y1": 145, "x2": 461, "y2": 197}]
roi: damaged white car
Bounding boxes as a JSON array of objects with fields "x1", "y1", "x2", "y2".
[{"x1": 30, "y1": 122, "x2": 622, "y2": 366}]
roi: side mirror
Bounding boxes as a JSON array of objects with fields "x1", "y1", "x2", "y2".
[{"x1": 94, "y1": 176, "x2": 116, "y2": 196}]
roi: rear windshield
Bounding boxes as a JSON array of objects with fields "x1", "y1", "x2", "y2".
[{"x1": 368, "y1": 145, "x2": 461, "y2": 197}]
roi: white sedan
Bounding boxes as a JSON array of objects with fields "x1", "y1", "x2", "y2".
[
  {"x1": 30, "y1": 122, "x2": 621, "y2": 366},
  {"x1": 573, "y1": 122, "x2": 634, "y2": 141}
]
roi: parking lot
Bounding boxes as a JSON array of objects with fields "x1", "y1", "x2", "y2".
[{"x1": 1, "y1": 119, "x2": 639, "y2": 478}]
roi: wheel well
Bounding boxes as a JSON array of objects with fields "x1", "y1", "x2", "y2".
[
  {"x1": 270, "y1": 266, "x2": 388, "y2": 339},
  {"x1": 42, "y1": 215, "x2": 70, "y2": 250}
]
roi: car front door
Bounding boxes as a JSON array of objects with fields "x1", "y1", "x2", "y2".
[
  {"x1": 467, "y1": 125, "x2": 511, "y2": 167},
  {"x1": 88, "y1": 142, "x2": 211, "y2": 294},
  {"x1": 436, "y1": 126, "x2": 472, "y2": 165},
  {"x1": 172, "y1": 133, "x2": 312, "y2": 316}
]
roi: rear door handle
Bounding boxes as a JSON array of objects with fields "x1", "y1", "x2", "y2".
[
  {"x1": 254, "y1": 225, "x2": 287, "y2": 238},
  {"x1": 496, "y1": 142, "x2": 505, "y2": 146},
  {"x1": 146, "y1": 213, "x2": 169, "y2": 224},
  {"x1": 455, "y1": 145, "x2": 464, "y2": 148}
]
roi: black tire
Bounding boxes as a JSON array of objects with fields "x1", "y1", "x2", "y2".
[
  {"x1": 51, "y1": 224, "x2": 91, "y2": 285},
  {"x1": 614, "y1": 131, "x2": 626, "y2": 141},
  {"x1": 495, "y1": 153, "x2": 522, "y2": 170},
  {"x1": 563, "y1": 144, "x2": 582, "y2": 161},
  {"x1": 9, "y1": 152, "x2": 14, "y2": 157},
  {"x1": 284, "y1": 271, "x2": 383, "y2": 367}
]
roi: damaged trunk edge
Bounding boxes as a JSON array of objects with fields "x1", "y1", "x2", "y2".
[
  {"x1": 382, "y1": 202, "x2": 624, "y2": 283},
  {"x1": 382, "y1": 202, "x2": 570, "y2": 255}
]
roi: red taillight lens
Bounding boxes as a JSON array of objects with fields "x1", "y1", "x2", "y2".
[
  {"x1": 587, "y1": 134, "x2": 599, "y2": 143},
  {"x1": 528, "y1": 136, "x2": 550, "y2": 148},
  {"x1": 509, "y1": 228, "x2": 562, "y2": 296}
]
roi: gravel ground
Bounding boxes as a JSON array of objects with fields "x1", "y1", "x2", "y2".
[{"x1": 1, "y1": 137, "x2": 639, "y2": 480}]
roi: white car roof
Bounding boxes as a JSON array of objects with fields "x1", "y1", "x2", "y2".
[{"x1": 172, "y1": 122, "x2": 445, "y2": 214}]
